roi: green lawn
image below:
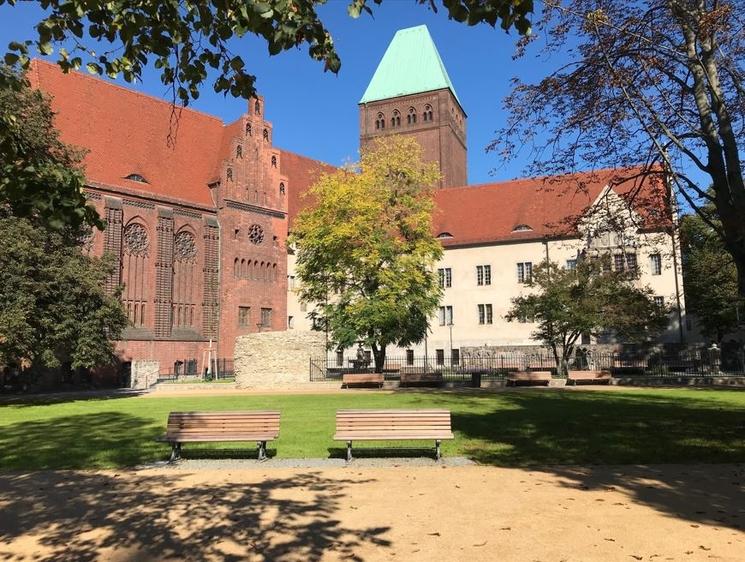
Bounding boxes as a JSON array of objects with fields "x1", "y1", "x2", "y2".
[{"x1": 1, "y1": 388, "x2": 744, "y2": 470}]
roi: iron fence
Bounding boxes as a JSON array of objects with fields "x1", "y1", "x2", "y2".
[
  {"x1": 309, "y1": 349, "x2": 745, "y2": 382},
  {"x1": 158, "y1": 358, "x2": 234, "y2": 382}
]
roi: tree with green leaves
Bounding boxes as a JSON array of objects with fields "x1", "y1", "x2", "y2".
[
  {"x1": 494, "y1": 1, "x2": 745, "y2": 296},
  {"x1": 0, "y1": 67, "x2": 101, "y2": 232},
  {"x1": 290, "y1": 136, "x2": 443, "y2": 372},
  {"x1": 506, "y1": 259, "x2": 668, "y2": 376},
  {"x1": 680, "y1": 206, "x2": 744, "y2": 342},
  {"x1": 0, "y1": 217, "x2": 128, "y2": 374}
]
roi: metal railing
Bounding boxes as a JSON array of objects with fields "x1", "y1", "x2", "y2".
[
  {"x1": 158, "y1": 358, "x2": 234, "y2": 382},
  {"x1": 309, "y1": 350, "x2": 745, "y2": 382}
]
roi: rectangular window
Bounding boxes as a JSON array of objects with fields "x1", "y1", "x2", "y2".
[
  {"x1": 300, "y1": 301, "x2": 307, "y2": 312},
  {"x1": 566, "y1": 259, "x2": 577, "y2": 270},
  {"x1": 517, "y1": 262, "x2": 533, "y2": 283},
  {"x1": 288, "y1": 275, "x2": 296, "y2": 290},
  {"x1": 614, "y1": 253, "x2": 625, "y2": 272},
  {"x1": 406, "y1": 349, "x2": 414, "y2": 366},
  {"x1": 336, "y1": 350, "x2": 343, "y2": 367},
  {"x1": 451, "y1": 348, "x2": 460, "y2": 366},
  {"x1": 626, "y1": 253, "x2": 637, "y2": 273},
  {"x1": 260, "y1": 307, "x2": 272, "y2": 327},
  {"x1": 436, "y1": 349, "x2": 445, "y2": 366},
  {"x1": 650, "y1": 253, "x2": 662, "y2": 275},
  {"x1": 364, "y1": 350, "x2": 372, "y2": 363},
  {"x1": 238, "y1": 306, "x2": 251, "y2": 327},
  {"x1": 476, "y1": 265, "x2": 491, "y2": 286},
  {"x1": 478, "y1": 304, "x2": 493, "y2": 325},
  {"x1": 288, "y1": 315, "x2": 294, "y2": 329},
  {"x1": 439, "y1": 305, "x2": 453, "y2": 326},
  {"x1": 437, "y1": 267, "x2": 452, "y2": 288},
  {"x1": 654, "y1": 296, "x2": 665, "y2": 307}
]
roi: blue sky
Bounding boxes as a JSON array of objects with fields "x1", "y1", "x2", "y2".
[{"x1": 0, "y1": 2, "x2": 565, "y2": 185}]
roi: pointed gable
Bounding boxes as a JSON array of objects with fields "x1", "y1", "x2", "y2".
[{"x1": 359, "y1": 25, "x2": 462, "y2": 109}]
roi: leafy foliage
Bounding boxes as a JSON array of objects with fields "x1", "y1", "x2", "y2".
[
  {"x1": 0, "y1": 218, "x2": 128, "y2": 370},
  {"x1": 2, "y1": 0, "x2": 534, "y2": 106},
  {"x1": 290, "y1": 136, "x2": 443, "y2": 371},
  {"x1": 506, "y1": 259, "x2": 667, "y2": 375},
  {"x1": 680, "y1": 207, "x2": 744, "y2": 341},
  {"x1": 0, "y1": 68, "x2": 100, "y2": 232},
  {"x1": 493, "y1": 1, "x2": 745, "y2": 295}
]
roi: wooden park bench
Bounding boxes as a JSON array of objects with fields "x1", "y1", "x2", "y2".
[
  {"x1": 342, "y1": 373, "x2": 384, "y2": 389},
  {"x1": 160, "y1": 411, "x2": 280, "y2": 461},
  {"x1": 506, "y1": 371, "x2": 552, "y2": 387},
  {"x1": 400, "y1": 370, "x2": 443, "y2": 387},
  {"x1": 334, "y1": 409, "x2": 454, "y2": 461},
  {"x1": 567, "y1": 370, "x2": 612, "y2": 385}
]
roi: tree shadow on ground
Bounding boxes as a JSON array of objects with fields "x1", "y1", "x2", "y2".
[
  {"x1": 0, "y1": 412, "x2": 164, "y2": 470},
  {"x1": 0, "y1": 470, "x2": 391, "y2": 562},
  {"x1": 0, "y1": 388, "x2": 147, "y2": 407},
  {"x1": 444, "y1": 389, "x2": 745, "y2": 532}
]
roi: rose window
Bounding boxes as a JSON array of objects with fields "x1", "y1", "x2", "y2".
[
  {"x1": 123, "y1": 223, "x2": 149, "y2": 256},
  {"x1": 248, "y1": 224, "x2": 265, "y2": 245},
  {"x1": 174, "y1": 231, "x2": 197, "y2": 261}
]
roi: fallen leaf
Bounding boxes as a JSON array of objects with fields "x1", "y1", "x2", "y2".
[{"x1": 473, "y1": 541, "x2": 487, "y2": 547}]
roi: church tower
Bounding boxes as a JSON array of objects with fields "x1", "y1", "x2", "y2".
[{"x1": 359, "y1": 25, "x2": 467, "y2": 188}]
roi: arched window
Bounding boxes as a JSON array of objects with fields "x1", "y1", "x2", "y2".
[
  {"x1": 234, "y1": 257, "x2": 239, "y2": 277},
  {"x1": 271, "y1": 155, "x2": 277, "y2": 167},
  {"x1": 391, "y1": 110, "x2": 401, "y2": 128},
  {"x1": 226, "y1": 167, "x2": 233, "y2": 181},
  {"x1": 260, "y1": 261, "x2": 265, "y2": 281},
  {"x1": 122, "y1": 221, "x2": 150, "y2": 327},
  {"x1": 272, "y1": 263, "x2": 277, "y2": 281},
  {"x1": 236, "y1": 145, "x2": 242, "y2": 158},
  {"x1": 255, "y1": 100, "x2": 261, "y2": 115},
  {"x1": 239, "y1": 258, "x2": 245, "y2": 278},
  {"x1": 407, "y1": 107, "x2": 417, "y2": 125},
  {"x1": 424, "y1": 104, "x2": 433, "y2": 122},
  {"x1": 375, "y1": 112, "x2": 385, "y2": 130},
  {"x1": 254, "y1": 190, "x2": 259, "y2": 203},
  {"x1": 246, "y1": 122, "x2": 252, "y2": 136},
  {"x1": 253, "y1": 260, "x2": 259, "y2": 280},
  {"x1": 279, "y1": 182, "x2": 285, "y2": 195},
  {"x1": 263, "y1": 128, "x2": 269, "y2": 142},
  {"x1": 173, "y1": 230, "x2": 198, "y2": 328}
]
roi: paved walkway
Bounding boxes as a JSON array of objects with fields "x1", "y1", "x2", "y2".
[{"x1": 1, "y1": 463, "x2": 743, "y2": 561}]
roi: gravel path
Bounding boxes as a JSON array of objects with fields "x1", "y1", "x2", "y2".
[{"x1": 138, "y1": 456, "x2": 475, "y2": 471}]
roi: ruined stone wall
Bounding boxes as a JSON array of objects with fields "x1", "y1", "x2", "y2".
[{"x1": 234, "y1": 331, "x2": 325, "y2": 388}]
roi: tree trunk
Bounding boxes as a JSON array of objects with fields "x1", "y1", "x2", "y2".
[{"x1": 371, "y1": 344, "x2": 386, "y2": 374}]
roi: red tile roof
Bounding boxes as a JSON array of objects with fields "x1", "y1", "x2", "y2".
[
  {"x1": 28, "y1": 59, "x2": 226, "y2": 207},
  {"x1": 432, "y1": 169, "x2": 671, "y2": 247},
  {"x1": 280, "y1": 150, "x2": 336, "y2": 228}
]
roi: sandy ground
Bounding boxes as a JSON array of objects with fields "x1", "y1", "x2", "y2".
[{"x1": 0, "y1": 464, "x2": 743, "y2": 562}]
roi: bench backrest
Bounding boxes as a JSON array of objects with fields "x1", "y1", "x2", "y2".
[
  {"x1": 336, "y1": 409, "x2": 452, "y2": 437},
  {"x1": 343, "y1": 373, "x2": 384, "y2": 382},
  {"x1": 512, "y1": 371, "x2": 552, "y2": 380},
  {"x1": 567, "y1": 370, "x2": 611, "y2": 379},
  {"x1": 166, "y1": 411, "x2": 280, "y2": 437}
]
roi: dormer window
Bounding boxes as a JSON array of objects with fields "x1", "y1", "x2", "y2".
[
  {"x1": 512, "y1": 224, "x2": 533, "y2": 232},
  {"x1": 125, "y1": 173, "x2": 148, "y2": 183},
  {"x1": 437, "y1": 232, "x2": 454, "y2": 239}
]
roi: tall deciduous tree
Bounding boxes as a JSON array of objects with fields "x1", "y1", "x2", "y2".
[
  {"x1": 290, "y1": 136, "x2": 443, "y2": 372},
  {"x1": 680, "y1": 205, "x2": 744, "y2": 341},
  {"x1": 506, "y1": 259, "x2": 667, "y2": 375},
  {"x1": 492, "y1": 1, "x2": 745, "y2": 295},
  {"x1": 0, "y1": 218, "x2": 128, "y2": 372}
]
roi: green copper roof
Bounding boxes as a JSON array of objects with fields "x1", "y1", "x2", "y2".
[{"x1": 359, "y1": 25, "x2": 461, "y2": 107}]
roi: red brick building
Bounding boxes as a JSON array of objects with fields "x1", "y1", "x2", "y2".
[{"x1": 29, "y1": 60, "x2": 331, "y2": 377}]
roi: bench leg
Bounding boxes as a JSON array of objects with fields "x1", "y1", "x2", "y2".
[
  {"x1": 435, "y1": 440, "x2": 442, "y2": 461},
  {"x1": 257, "y1": 441, "x2": 267, "y2": 461},
  {"x1": 169, "y1": 442, "x2": 181, "y2": 462},
  {"x1": 346, "y1": 441, "x2": 353, "y2": 462}
]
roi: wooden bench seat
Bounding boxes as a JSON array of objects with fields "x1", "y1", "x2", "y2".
[
  {"x1": 567, "y1": 370, "x2": 612, "y2": 385},
  {"x1": 400, "y1": 371, "x2": 443, "y2": 387},
  {"x1": 342, "y1": 373, "x2": 384, "y2": 389},
  {"x1": 334, "y1": 409, "x2": 454, "y2": 461},
  {"x1": 506, "y1": 371, "x2": 552, "y2": 386},
  {"x1": 159, "y1": 411, "x2": 280, "y2": 461}
]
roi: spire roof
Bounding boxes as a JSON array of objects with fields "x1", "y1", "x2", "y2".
[{"x1": 359, "y1": 25, "x2": 461, "y2": 107}]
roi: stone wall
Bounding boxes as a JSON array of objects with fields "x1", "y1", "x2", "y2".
[
  {"x1": 234, "y1": 330, "x2": 325, "y2": 388},
  {"x1": 130, "y1": 360, "x2": 160, "y2": 390}
]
